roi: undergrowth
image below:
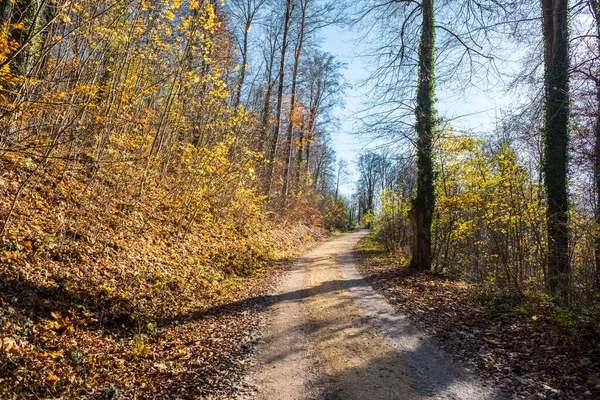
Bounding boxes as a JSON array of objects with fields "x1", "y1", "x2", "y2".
[{"x1": 0, "y1": 155, "x2": 327, "y2": 398}]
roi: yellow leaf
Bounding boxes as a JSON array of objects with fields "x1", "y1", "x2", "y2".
[{"x1": 164, "y1": 10, "x2": 175, "y2": 21}]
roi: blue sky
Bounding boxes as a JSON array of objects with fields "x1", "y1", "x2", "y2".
[{"x1": 320, "y1": 24, "x2": 515, "y2": 196}]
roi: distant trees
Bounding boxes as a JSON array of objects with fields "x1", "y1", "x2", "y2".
[
  {"x1": 334, "y1": 158, "x2": 349, "y2": 202},
  {"x1": 357, "y1": 151, "x2": 379, "y2": 226},
  {"x1": 301, "y1": 52, "x2": 346, "y2": 182},
  {"x1": 256, "y1": 0, "x2": 345, "y2": 202},
  {"x1": 569, "y1": 0, "x2": 600, "y2": 294}
]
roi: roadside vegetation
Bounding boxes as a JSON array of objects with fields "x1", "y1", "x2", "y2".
[
  {"x1": 0, "y1": 0, "x2": 349, "y2": 397},
  {"x1": 358, "y1": 235, "x2": 600, "y2": 399}
]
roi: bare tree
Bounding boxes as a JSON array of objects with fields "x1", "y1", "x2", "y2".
[
  {"x1": 301, "y1": 51, "x2": 346, "y2": 181},
  {"x1": 334, "y1": 158, "x2": 349, "y2": 201},
  {"x1": 265, "y1": 0, "x2": 294, "y2": 199},
  {"x1": 281, "y1": 0, "x2": 309, "y2": 198},
  {"x1": 591, "y1": 0, "x2": 600, "y2": 293},
  {"x1": 357, "y1": 150, "x2": 380, "y2": 227},
  {"x1": 227, "y1": 0, "x2": 268, "y2": 108}
]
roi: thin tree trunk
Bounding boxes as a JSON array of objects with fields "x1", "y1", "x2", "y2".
[
  {"x1": 305, "y1": 136, "x2": 311, "y2": 175},
  {"x1": 265, "y1": 0, "x2": 294, "y2": 199},
  {"x1": 304, "y1": 110, "x2": 316, "y2": 179},
  {"x1": 234, "y1": 19, "x2": 251, "y2": 108},
  {"x1": 0, "y1": 0, "x2": 11, "y2": 25},
  {"x1": 542, "y1": 0, "x2": 570, "y2": 304},
  {"x1": 260, "y1": 56, "x2": 275, "y2": 147},
  {"x1": 592, "y1": 0, "x2": 600, "y2": 294},
  {"x1": 282, "y1": 0, "x2": 306, "y2": 198},
  {"x1": 296, "y1": 120, "x2": 305, "y2": 183},
  {"x1": 409, "y1": 0, "x2": 435, "y2": 271},
  {"x1": 7, "y1": 0, "x2": 45, "y2": 75}
]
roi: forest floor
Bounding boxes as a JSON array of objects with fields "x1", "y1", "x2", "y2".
[
  {"x1": 0, "y1": 215, "x2": 328, "y2": 398},
  {"x1": 238, "y1": 230, "x2": 500, "y2": 400},
  {"x1": 0, "y1": 152, "x2": 333, "y2": 398},
  {"x1": 357, "y1": 236, "x2": 600, "y2": 400},
  {"x1": 4, "y1": 222, "x2": 599, "y2": 399}
]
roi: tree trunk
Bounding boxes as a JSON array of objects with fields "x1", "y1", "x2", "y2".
[
  {"x1": 32, "y1": 0, "x2": 56, "y2": 77},
  {"x1": 542, "y1": 0, "x2": 570, "y2": 304},
  {"x1": 259, "y1": 35, "x2": 277, "y2": 153},
  {"x1": 265, "y1": 0, "x2": 294, "y2": 199},
  {"x1": 304, "y1": 111, "x2": 316, "y2": 178},
  {"x1": 592, "y1": 0, "x2": 600, "y2": 294},
  {"x1": 409, "y1": 0, "x2": 435, "y2": 271},
  {"x1": 282, "y1": 0, "x2": 306, "y2": 198},
  {"x1": 595, "y1": 78, "x2": 600, "y2": 293},
  {"x1": 296, "y1": 119, "x2": 305, "y2": 183},
  {"x1": 234, "y1": 19, "x2": 251, "y2": 108},
  {"x1": 7, "y1": 0, "x2": 42, "y2": 75},
  {"x1": 0, "y1": 0, "x2": 11, "y2": 25}
]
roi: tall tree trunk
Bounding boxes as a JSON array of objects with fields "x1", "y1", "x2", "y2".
[
  {"x1": 296, "y1": 120, "x2": 305, "y2": 183},
  {"x1": 305, "y1": 135, "x2": 311, "y2": 176},
  {"x1": 304, "y1": 112, "x2": 316, "y2": 177},
  {"x1": 260, "y1": 47, "x2": 275, "y2": 147},
  {"x1": 592, "y1": 0, "x2": 600, "y2": 294},
  {"x1": 542, "y1": 0, "x2": 570, "y2": 304},
  {"x1": 0, "y1": 0, "x2": 11, "y2": 25},
  {"x1": 234, "y1": 19, "x2": 251, "y2": 108},
  {"x1": 595, "y1": 77, "x2": 600, "y2": 294},
  {"x1": 265, "y1": 0, "x2": 294, "y2": 199},
  {"x1": 7, "y1": 0, "x2": 43, "y2": 75},
  {"x1": 409, "y1": 0, "x2": 435, "y2": 271},
  {"x1": 282, "y1": 0, "x2": 306, "y2": 198},
  {"x1": 31, "y1": 0, "x2": 55, "y2": 77},
  {"x1": 260, "y1": 62, "x2": 275, "y2": 142}
]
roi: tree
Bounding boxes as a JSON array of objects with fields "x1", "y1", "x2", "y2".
[
  {"x1": 281, "y1": 0, "x2": 309, "y2": 198},
  {"x1": 542, "y1": 0, "x2": 571, "y2": 303},
  {"x1": 301, "y1": 51, "x2": 345, "y2": 181},
  {"x1": 408, "y1": 0, "x2": 435, "y2": 271},
  {"x1": 227, "y1": 0, "x2": 268, "y2": 108},
  {"x1": 357, "y1": 151, "x2": 380, "y2": 228},
  {"x1": 0, "y1": 0, "x2": 46, "y2": 75},
  {"x1": 334, "y1": 158, "x2": 349, "y2": 201},
  {"x1": 354, "y1": 0, "x2": 502, "y2": 271},
  {"x1": 265, "y1": 0, "x2": 295, "y2": 199},
  {"x1": 592, "y1": 0, "x2": 600, "y2": 293},
  {"x1": 257, "y1": 10, "x2": 283, "y2": 158}
]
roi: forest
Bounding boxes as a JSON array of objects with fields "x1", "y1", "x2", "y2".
[{"x1": 0, "y1": 0, "x2": 598, "y2": 399}]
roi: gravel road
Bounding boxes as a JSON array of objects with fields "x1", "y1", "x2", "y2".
[{"x1": 240, "y1": 230, "x2": 502, "y2": 400}]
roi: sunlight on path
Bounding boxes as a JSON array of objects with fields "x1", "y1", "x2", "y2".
[{"x1": 244, "y1": 231, "x2": 502, "y2": 400}]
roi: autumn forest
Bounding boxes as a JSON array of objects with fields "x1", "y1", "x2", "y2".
[{"x1": 0, "y1": 0, "x2": 599, "y2": 399}]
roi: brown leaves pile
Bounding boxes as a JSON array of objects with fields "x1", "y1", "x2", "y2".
[
  {"x1": 0, "y1": 154, "x2": 327, "y2": 398},
  {"x1": 358, "y1": 246, "x2": 600, "y2": 399}
]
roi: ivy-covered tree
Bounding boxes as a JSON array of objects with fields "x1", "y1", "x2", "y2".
[{"x1": 409, "y1": 0, "x2": 435, "y2": 271}]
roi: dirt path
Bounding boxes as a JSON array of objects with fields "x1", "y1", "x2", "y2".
[{"x1": 241, "y1": 230, "x2": 502, "y2": 400}]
